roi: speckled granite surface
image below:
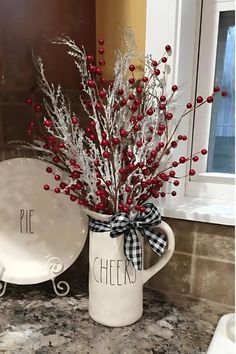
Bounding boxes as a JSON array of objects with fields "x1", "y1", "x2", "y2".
[{"x1": 0, "y1": 284, "x2": 232, "y2": 354}]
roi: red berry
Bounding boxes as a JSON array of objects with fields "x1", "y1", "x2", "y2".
[
  {"x1": 25, "y1": 98, "x2": 33, "y2": 105},
  {"x1": 127, "y1": 198, "x2": 133, "y2": 205},
  {"x1": 44, "y1": 184, "x2": 50, "y2": 191},
  {"x1": 119, "y1": 168, "x2": 126, "y2": 175},
  {"x1": 101, "y1": 131, "x2": 107, "y2": 138},
  {"x1": 136, "y1": 86, "x2": 143, "y2": 95},
  {"x1": 128, "y1": 93, "x2": 135, "y2": 100},
  {"x1": 89, "y1": 65, "x2": 96, "y2": 73},
  {"x1": 34, "y1": 104, "x2": 41, "y2": 113},
  {"x1": 196, "y1": 96, "x2": 203, "y2": 103},
  {"x1": 128, "y1": 151, "x2": 134, "y2": 158},
  {"x1": 160, "y1": 95, "x2": 166, "y2": 102},
  {"x1": 169, "y1": 171, "x2": 175, "y2": 177},
  {"x1": 150, "y1": 150, "x2": 157, "y2": 158},
  {"x1": 171, "y1": 141, "x2": 177, "y2": 148},
  {"x1": 143, "y1": 76, "x2": 148, "y2": 82},
  {"x1": 128, "y1": 77, "x2": 135, "y2": 84},
  {"x1": 70, "y1": 195, "x2": 77, "y2": 202},
  {"x1": 98, "y1": 39, "x2": 104, "y2": 45},
  {"x1": 137, "y1": 114, "x2": 144, "y2": 121},
  {"x1": 182, "y1": 135, "x2": 187, "y2": 141},
  {"x1": 159, "y1": 103, "x2": 166, "y2": 110},
  {"x1": 28, "y1": 121, "x2": 35, "y2": 129},
  {"x1": 90, "y1": 120, "x2": 96, "y2": 128},
  {"x1": 117, "y1": 88, "x2": 124, "y2": 96},
  {"x1": 101, "y1": 139, "x2": 109, "y2": 147},
  {"x1": 159, "y1": 123, "x2": 166, "y2": 131},
  {"x1": 151, "y1": 60, "x2": 158, "y2": 67},
  {"x1": 192, "y1": 156, "x2": 199, "y2": 162},
  {"x1": 147, "y1": 108, "x2": 154, "y2": 116},
  {"x1": 133, "y1": 124, "x2": 141, "y2": 132},
  {"x1": 44, "y1": 120, "x2": 52, "y2": 128},
  {"x1": 120, "y1": 128, "x2": 127, "y2": 137},
  {"x1": 165, "y1": 112, "x2": 173, "y2": 120},
  {"x1": 138, "y1": 161, "x2": 144, "y2": 168},
  {"x1": 120, "y1": 98, "x2": 127, "y2": 106},
  {"x1": 129, "y1": 64, "x2": 135, "y2": 71},
  {"x1": 96, "y1": 67, "x2": 102, "y2": 75},
  {"x1": 207, "y1": 96, "x2": 213, "y2": 103},
  {"x1": 123, "y1": 206, "x2": 129, "y2": 213},
  {"x1": 171, "y1": 191, "x2": 177, "y2": 196},
  {"x1": 88, "y1": 80, "x2": 95, "y2": 88},
  {"x1": 54, "y1": 175, "x2": 61, "y2": 181},
  {"x1": 213, "y1": 86, "x2": 220, "y2": 92},
  {"x1": 221, "y1": 91, "x2": 228, "y2": 97},
  {"x1": 131, "y1": 104, "x2": 137, "y2": 112},
  {"x1": 161, "y1": 192, "x2": 166, "y2": 198},
  {"x1": 72, "y1": 116, "x2": 78, "y2": 125},
  {"x1": 53, "y1": 156, "x2": 60, "y2": 163},
  {"x1": 189, "y1": 169, "x2": 196, "y2": 176},
  {"x1": 159, "y1": 142, "x2": 165, "y2": 148},
  {"x1": 99, "y1": 47, "x2": 105, "y2": 55},
  {"x1": 99, "y1": 90, "x2": 106, "y2": 99},
  {"x1": 154, "y1": 68, "x2": 160, "y2": 76},
  {"x1": 140, "y1": 193, "x2": 148, "y2": 201},
  {"x1": 178, "y1": 135, "x2": 183, "y2": 140},
  {"x1": 172, "y1": 85, "x2": 178, "y2": 92},
  {"x1": 46, "y1": 167, "x2": 52, "y2": 173},
  {"x1": 105, "y1": 180, "x2": 111, "y2": 187},
  {"x1": 103, "y1": 151, "x2": 110, "y2": 158},
  {"x1": 136, "y1": 141, "x2": 143, "y2": 148},
  {"x1": 87, "y1": 55, "x2": 94, "y2": 62},
  {"x1": 151, "y1": 190, "x2": 159, "y2": 198},
  {"x1": 71, "y1": 170, "x2": 80, "y2": 178},
  {"x1": 58, "y1": 142, "x2": 65, "y2": 149},
  {"x1": 201, "y1": 149, "x2": 207, "y2": 155},
  {"x1": 64, "y1": 188, "x2": 70, "y2": 195},
  {"x1": 125, "y1": 186, "x2": 132, "y2": 193},
  {"x1": 174, "y1": 180, "x2": 180, "y2": 186},
  {"x1": 165, "y1": 45, "x2": 171, "y2": 52},
  {"x1": 162, "y1": 57, "x2": 167, "y2": 63},
  {"x1": 54, "y1": 187, "x2": 60, "y2": 193},
  {"x1": 95, "y1": 102, "x2": 103, "y2": 111},
  {"x1": 179, "y1": 156, "x2": 186, "y2": 163},
  {"x1": 99, "y1": 59, "x2": 105, "y2": 66},
  {"x1": 186, "y1": 103, "x2": 192, "y2": 109},
  {"x1": 90, "y1": 134, "x2": 96, "y2": 141},
  {"x1": 113, "y1": 137, "x2": 120, "y2": 145},
  {"x1": 60, "y1": 182, "x2": 67, "y2": 189},
  {"x1": 70, "y1": 159, "x2": 76, "y2": 165}
]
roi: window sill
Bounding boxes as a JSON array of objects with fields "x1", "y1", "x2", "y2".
[{"x1": 158, "y1": 196, "x2": 235, "y2": 226}]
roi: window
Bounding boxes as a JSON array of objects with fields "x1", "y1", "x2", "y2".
[
  {"x1": 207, "y1": 11, "x2": 235, "y2": 174},
  {"x1": 146, "y1": 0, "x2": 234, "y2": 224},
  {"x1": 187, "y1": 0, "x2": 235, "y2": 200}
]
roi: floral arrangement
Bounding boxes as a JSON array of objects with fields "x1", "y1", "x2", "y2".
[{"x1": 23, "y1": 31, "x2": 226, "y2": 215}]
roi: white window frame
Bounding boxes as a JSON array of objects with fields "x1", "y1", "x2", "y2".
[
  {"x1": 145, "y1": 0, "x2": 235, "y2": 225},
  {"x1": 186, "y1": 0, "x2": 235, "y2": 200}
]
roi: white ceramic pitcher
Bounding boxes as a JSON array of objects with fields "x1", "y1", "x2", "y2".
[{"x1": 85, "y1": 209, "x2": 175, "y2": 327}]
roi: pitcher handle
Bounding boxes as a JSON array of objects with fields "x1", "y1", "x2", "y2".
[{"x1": 142, "y1": 220, "x2": 175, "y2": 284}]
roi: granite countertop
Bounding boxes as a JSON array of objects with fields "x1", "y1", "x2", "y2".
[{"x1": 0, "y1": 284, "x2": 232, "y2": 354}]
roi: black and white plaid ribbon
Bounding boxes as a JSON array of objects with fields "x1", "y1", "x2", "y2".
[{"x1": 89, "y1": 203, "x2": 167, "y2": 270}]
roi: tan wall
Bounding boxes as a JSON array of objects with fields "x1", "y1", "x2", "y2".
[
  {"x1": 96, "y1": 0, "x2": 147, "y2": 78},
  {"x1": 145, "y1": 218, "x2": 235, "y2": 307}
]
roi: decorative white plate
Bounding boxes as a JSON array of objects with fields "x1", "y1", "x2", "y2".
[{"x1": 0, "y1": 158, "x2": 88, "y2": 285}]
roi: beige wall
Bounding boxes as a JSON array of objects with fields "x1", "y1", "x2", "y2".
[
  {"x1": 145, "y1": 218, "x2": 235, "y2": 307},
  {"x1": 96, "y1": 0, "x2": 147, "y2": 78}
]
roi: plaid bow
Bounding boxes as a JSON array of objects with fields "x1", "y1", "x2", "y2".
[{"x1": 89, "y1": 203, "x2": 167, "y2": 270}]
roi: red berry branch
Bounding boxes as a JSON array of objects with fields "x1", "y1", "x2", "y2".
[{"x1": 21, "y1": 31, "x2": 227, "y2": 215}]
